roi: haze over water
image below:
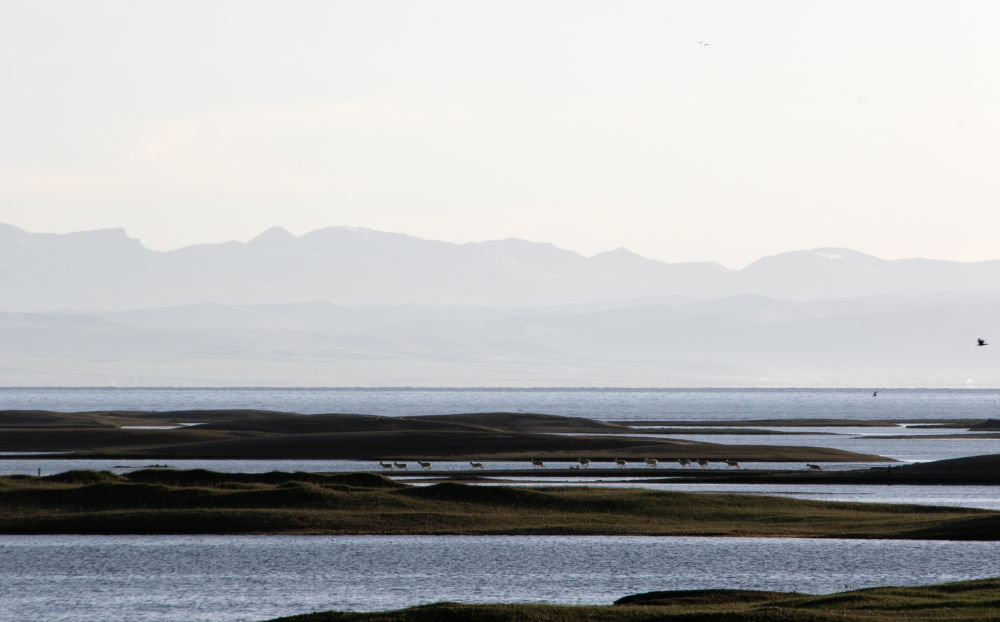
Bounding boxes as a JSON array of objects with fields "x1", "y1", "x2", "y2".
[{"x1": 3, "y1": 386, "x2": 999, "y2": 421}]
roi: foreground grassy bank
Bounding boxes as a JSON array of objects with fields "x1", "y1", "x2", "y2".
[
  {"x1": 1, "y1": 469, "x2": 997, "y2": 539},
  {"x1": 268, "y1": 577, "x2": 1000, "y2": 622}
]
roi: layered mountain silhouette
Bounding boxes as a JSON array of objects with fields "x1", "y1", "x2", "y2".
[
  {"x1": 3, "y1": 222, "x2": 1000, "y2": 310},
  {"x1": 2, "y1": 223, "x2": 998, "y2": 386}
]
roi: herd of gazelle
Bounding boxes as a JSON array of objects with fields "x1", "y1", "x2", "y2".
[
  {"x1": 377, "y1": 458, "x2": 825, "y2": 470},
  {"x1": 379, "y1": 460, "x2": 433, "y2": 470},
  {"x1": 378, "y1": 458, "x2": 823, "y2": 471}
]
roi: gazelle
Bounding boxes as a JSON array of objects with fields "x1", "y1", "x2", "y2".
[
  {"x1": 531, "y1": 458, "x2": 545, "y2": 468},
  {"x1": 470, "y1": 461, "x2": 484, "y2": 469},
  {"x1": 644, "y1": 458, "x2": 658, "y2": 468},
  {"x1": 379, "y1": 461, "x2": 393, "y2": 470},
  {"x1": 578, "y1": 458, "x2": 591, "y2": 468},
  {"x1": 807, "y1": 463, "x2": 822, "y2": 470},
  {"x1": 615, "y1": 458, "x2": 627, "y2": 468},
  {"x1": 417, "y1": 460, "x2": 432, "y2": 470},
  {"x1": 697, "y1": 458, "x2": 710, "y2": 468},
  {"x1": 725, "y1": 459, "x2": 741, "y2": 469},
  {"x1": 393, "y1": 462, "x2": 408, "y2": 470},
  {"x1": 678, "y1": 458, "x2": 691, "y2": 467}
]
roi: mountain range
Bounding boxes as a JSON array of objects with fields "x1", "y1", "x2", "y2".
[
  {"x1": 1, "y1": 223, "x2": 998, "y2": 386},
  {"x1": 4, "y1": 222, "x2": 1000, "y2": 310}
]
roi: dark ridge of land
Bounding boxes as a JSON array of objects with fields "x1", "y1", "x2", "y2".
[
  {"x1": 874, "y1": 453, "x2": 1000, "y2": 482},
  {"x1": 0, "y1": 408, "x2": 294, "y2": 427},
  {"x1": 610, "y1": 427, "x2": 836, "y2": 435},
  {"x1": 617, "y1": 418, "x2": 986, "y2": 428},
  {"x1": 1, "y1": 468, "x2": 996, "y2": 538},
  {"x1": 411, "y1": 412, "x2": 629, "y2": 433},
  {"x1": 0, "y1": 410, "x2": 887, "y2": 462},
  {"x1": 970, "y1": 418, "x2": 1000, "y2": 430},
  {"x1": 659, "y1": 453, "x2": 1000, "y2": 485},
  {"x1": 72, "y1": 431, "x2": 875, "y2": 462},
  {"x1": 270, "y1": 577, "x2": 1000, "y2": 621}
]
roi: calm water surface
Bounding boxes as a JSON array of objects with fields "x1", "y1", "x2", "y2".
[
  {"x1": 3, "y1": 388, "x2": 1000, "y2": 621},
  {"x1": 3, "y1": 535, "x2": 999, "y2": 622},
  {"x1": 3, "y1": 386, "x2": 1000, "y2": 421}
]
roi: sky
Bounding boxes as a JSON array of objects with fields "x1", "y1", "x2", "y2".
[{"x1": 1, "y1": 1, "x2": 999, "y2": 269}]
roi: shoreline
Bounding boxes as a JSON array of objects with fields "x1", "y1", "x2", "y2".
[
  {"x1": 266, "y1": 577, "x2": 1000, "y2": 622},
  {"x1": 5, "y1": 409, "x2": 1000, "y2": 486},
  {"x1": 0, "y1": 409, "x2": 897, "y2": 463}
]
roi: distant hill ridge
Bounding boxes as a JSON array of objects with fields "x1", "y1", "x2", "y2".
[{"x1": 3, "y1": 222, "x2": 1000, "y2": 311}]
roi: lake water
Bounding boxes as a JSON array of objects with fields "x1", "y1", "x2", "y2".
[
  {"x1": 2, "y1": 535, "x2": 999, "y2": 622},
  {"x1": 3, "y1": 386, "x2": 1000, "y2": 422},
  {"x1": 3, "y1": 386, "x2": 1000, "y2": 509},
  {"x1": 3, "y1": 388, "x2": 1000, "y2": 621}
]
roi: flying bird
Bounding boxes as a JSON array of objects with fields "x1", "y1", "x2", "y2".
[
  {"x1": 978, "y1": 338, "x2": 989, "y2": 347},
  {"x1": 697, "y1": 40, "x2": 711, "y2": 47}
]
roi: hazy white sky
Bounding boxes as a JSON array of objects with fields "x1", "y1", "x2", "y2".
[{"x1": 2, "y1": 1, "x2": 998, "y2": 268}]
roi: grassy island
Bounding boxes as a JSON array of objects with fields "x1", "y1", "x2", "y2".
[
  {"x1": 0, "y1": 409, "x2": 889, "y2": 462},
  {"x1": 1, "y1": 468, "x2": 998, "y2": 539}
]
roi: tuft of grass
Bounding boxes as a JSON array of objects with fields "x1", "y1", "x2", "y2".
[{"x1": 43, "y1": 470, "x2": 124, "y2": 484}]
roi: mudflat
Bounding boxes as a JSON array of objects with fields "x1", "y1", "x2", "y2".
[{"x1": 0, "y1": 409, "x2": 889, "y2": 462}]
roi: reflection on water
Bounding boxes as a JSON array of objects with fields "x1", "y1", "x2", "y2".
[{"x1": 2, "y1": 535, "x2": 998, "y2": 622}]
